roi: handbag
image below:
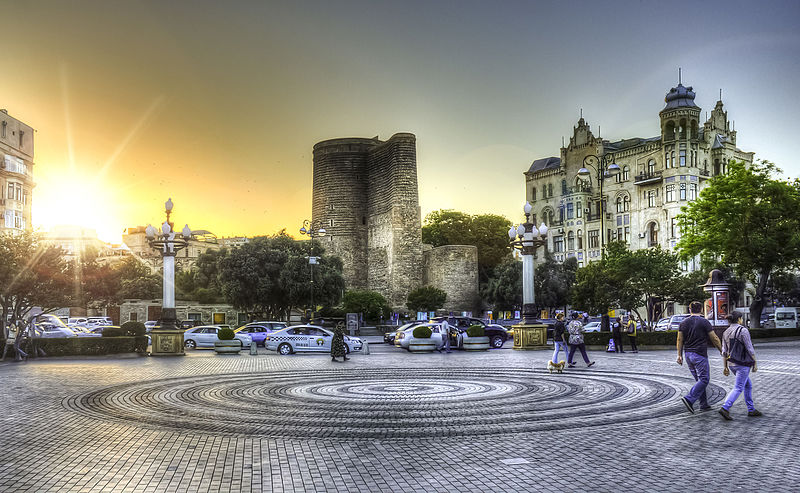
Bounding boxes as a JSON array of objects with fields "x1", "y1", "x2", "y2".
[
  {"x1": 626, "y1": 322, "x2": 635, "y2": 334},
  {"x1": 728, "y1": 327, "x2": 755, "y2": 366}
]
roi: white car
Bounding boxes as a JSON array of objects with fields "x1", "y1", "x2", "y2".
[
  {"x1": 265, "y1": 325, "x2": 363, "y2": 355},
  {"x1": 583, "y1": 322, "x2": 602, "y2": 333},
  {"x1": 394, "y1": 322, "x2": 449, "y2": 350},
  {"x1": 35, "y1": 315, "x2": 78, "y2": 338},
  {"x1": 183, "y1": 325, "x2": 252, "y2": 349},
  {"x1": 654, "y1": 318, "x2": 670, "y2": 331}
]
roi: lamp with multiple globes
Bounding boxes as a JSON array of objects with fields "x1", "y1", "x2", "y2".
[
  {"x1": 508, "y1": 202, "x2": 549, "y2": 325},
  {"x1": 299, "y1": 220, "x2": 326, "y2": 321}
]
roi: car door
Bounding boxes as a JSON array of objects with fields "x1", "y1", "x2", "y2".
[
  {"x1": 304, "y1": 328, "x2": 326, "y2": 352},
  {"x1": 198, "y1": 328, "x2": 217, "y2": 347}
]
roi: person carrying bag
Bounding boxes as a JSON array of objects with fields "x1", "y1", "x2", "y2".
[
  {"x1": 626, "y1": 315, "x2": 638, "y2": 353},
  {"x1": 719, "y1": 311, "x2": 761, "y2": 420}
]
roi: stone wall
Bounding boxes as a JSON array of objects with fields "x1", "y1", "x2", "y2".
[{"x1": 423, "y1": 244, "x2": 479, "y2": 313}]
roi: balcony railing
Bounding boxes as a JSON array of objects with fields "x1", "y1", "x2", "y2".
[
  {"x1": 634, "y1": 170, "x2": 663, "y2": 185},
  {"x1": 699, "y1": 169, "x2": 710, "y2": 177}
]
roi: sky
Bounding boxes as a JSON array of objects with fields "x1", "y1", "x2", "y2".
[{"x1": 2, "y1": 0, "x2": 799, "y2": 242}]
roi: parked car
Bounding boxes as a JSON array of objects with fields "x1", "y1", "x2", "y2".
[
  {"x1": 654, "y1": 318, "x2": 670, "y2": 331},
  {"x1": 183, "y1": 325, "x2": 251, "y2": 349},
  {"x1": 86, "y1": 317, "x2": 113, "y2": 327},
  {"x1": 67, "y1": 317, "x2": 89, "y2": 328},
  {"x1": 386, "y1": 321, "x2": 423, "y2": 344},
  {"x1": 394, "y1": 322, "x2": 449, "y2": 350},
  {"x1": 235, "y1": 321, "x2": 287, "y2": 347},
  {"x1": 430, "y1": 316, "x2": 510, "y2": 348},
  {"x1": 583, "y1": 321, "x2": 601, "y2": 333},
  {"x1": 179, "y1": 320, "x2": 204, "y2": 330},
  {"x1": 265, "y1": 325, "x2": 363, "y2": 355},
  {"x1": 668, "y1": 314, "x2": 690, "y2": 331},
  {"x1": 34, "y1": 315, "x2": 78, "y2": 338}
]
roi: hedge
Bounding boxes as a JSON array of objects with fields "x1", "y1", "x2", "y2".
[
  {"x1": 1, "y1": 336, "x2": 149, "y2": 356},
  {"x1": 582, "y1": 327, "x2": 800, "y2": 347}
]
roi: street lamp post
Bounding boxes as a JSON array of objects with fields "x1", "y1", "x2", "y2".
[
  {"x1": 577, "y1": 153, "x2": 620, "y2": 253},
  {"x1": 145, "y1": 198, "x2": 192, "y2": 356},
  {"x1": 508, "y1": 202, "x2": 550, "y2": 350},
  {"x1": 299, "y1": 220, "x2": 326, "y2": 321}
]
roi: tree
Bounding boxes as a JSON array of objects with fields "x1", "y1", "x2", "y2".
[
  {"x1": 74, "y1": 247, "x2": 123, "y2": 311},
  {"x1": 483, "y1": 257, "x2": 522, "y2": 311},
  {"x1": 341, "y1": 290, "x2": 391, "y2": 321},
  {"x1": 422, "y1": 210, "x2": 512, "y2": 283},
  {"x1": 218, "y1": 233, "x2": 344, "y2": 321},
  {"x1": 0, "y1": 232, "x2": 74, "y2": 361},
  {"x1": 571, "y1": 258, "x2": 617, "y2": 315},
  {"x1": 176, "y1": 248, "x2": 227, "y2": 303},
  {"x1": 677, "y1": 160, "x2": 800, "y2": 326},
  {"x1": 770, "y1": 271, "x2": 800, "y2": 307},
  {"x1": 115, "y1": 256, "x2": 161, "y2": 300},
  {"x1": 406, "y1": 286, "x2": 447, "y2": 313},
  {"x1": 534, "y1": 253, "x2": 577, "y2": 314}
]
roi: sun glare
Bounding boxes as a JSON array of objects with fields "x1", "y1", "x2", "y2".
[{"x1": 33, "y1": 169, "x2": 123, "y2": 243}]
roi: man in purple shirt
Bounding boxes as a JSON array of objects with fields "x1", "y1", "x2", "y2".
[{"x1": 676, "y1": 301, "x2": 722, "y2": 413}]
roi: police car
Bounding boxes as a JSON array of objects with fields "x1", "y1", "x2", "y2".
[{"x1": 265, "y1": 325, "x2": 363, "y2": 355}]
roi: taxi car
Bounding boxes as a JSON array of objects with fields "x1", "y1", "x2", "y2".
[{"x1": 265, "y1": 325, "x2": 363, "y2": 355}]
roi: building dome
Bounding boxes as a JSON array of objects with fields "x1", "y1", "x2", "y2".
[{"x1": 663, "y1": 83, "x2": 698, "y2": 110}]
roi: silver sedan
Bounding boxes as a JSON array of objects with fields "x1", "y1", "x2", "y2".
[
  {"x1": 183, "y1": 325, "x2": 252, "y2": 349},
  {"x1": 265, "y1": 325, "x2": 363, "y2": 355},
  {"x1": 393, "y1": 322, "x2": 448, "y2": 350}
]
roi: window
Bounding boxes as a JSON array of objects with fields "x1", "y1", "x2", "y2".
[
  {"x1": 548, "y1": 184, "x2": 553, "y2": 197},
  {"x1": 531, "y1": 187, "x2": 537, "y2": 201},
  {"x1": 665, "y1": 184, "x2": 675, "y2": 202},
  {"x1": 588, "y1": 230, "x2": 599, "y2": 249},
  {"x1": 558, "y1": 205, "x2": 565, "y2": 223},
  {"x1": 577, "y1": 230, "x2": 583, "y2": 249},
  {"x1": 4, "y1": 210, "x2": 13, "y2": 228},
  {"x1": 616, "y1": 215, "x2": 622, "y2": 226},
  {"x1": 688, "y1": 183, "x2": 697, "y2": 200},
  {"x1": 6, "y1": 183, "x2": 12, "y2": 200},
  {"x1": 671, "y1": 217, "x2": 678, "y2": 238},
  {"x1": 647, "y1": 190, "x2": 656, "y2": 207},
  {"x1": 13, "y1": 210, "x2": 23, "y2": 229},
  {"x1": 554, "y1": 235, "x2": 564, "y2": 252},
  {"x1": 577, "y1": 201, "x2": 582, "y2": 218},
  {"x1": 129, "y1": 312, "x2": 138, "y2": 322},
  {"x1": 624, "y1": 226, "x2": 630, "y2": 242},
  {"x1": 616, "y1": 197, "x2": 623, "y2": 213},
  {"x1": 567, "y1": 231, "x2": 575, "y2": 250},
  {"x1": 542, "y1": 185, "x2": 547, "y2": 198},
  {"x1": 671, "y1": 151, "x2": 675, "y2": 168},
  {"x1": 680, "y1": 183, "x2": 687, "y2": 200},
  {"x1": 562, "y1": 179, "x2": 568, "y2": 195},
  {"x1": 665, "y1": 152, "x2": 670, "y2": 169},
  {"x1": 567, "y1": 202, "x2": 574, "y2": 219},
  {"x1": 616, "y1": 228, "x2": 622, "y2": 241},
  {"x1": 1, "y1": 121, "x2": 5, "y2": 138},
  {"x1": 624, "y1": 214, "x2": 630, "y2": 225},
  {"x1": 329, "y1": 219, "x2": 334, "y2": 228},
  {"x1": 648, "y1": 222, "x2": 658, "y2": 247},
  {"x1": 648, "y1": 159, "x2": 656, "y2": 174},
  {"x1": 4, "y1": 155, "x2": 27, "y2": 175},
  {"x1": 623, "y1": 196, "x2": 630, "y2": 212},
  {"x1": 623, "y1": 165, "x2": 630, "y2": 181},
  {"x1": 680, "y1": 148, "x2": 686, "y2": 167}
]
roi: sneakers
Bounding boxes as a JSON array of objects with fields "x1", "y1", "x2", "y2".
[
  {"x1": 699, "y1": 405, "x2": 713, "y2": 411},
  {"x1": 568, "y1": 364, "x2": 576, "y2": 368},
  {"x1": 719, "y1": 408, "x2": 733, "y2": 420},
  {"x1": 748, "y1": 409, "x2": 763, "y2": 417},
  {"x1": 587, "y1": 361, "x2": 596, "y2": 368},
  {"x1": 681, "y1": 397, "x2": 695, "y2": 414}
]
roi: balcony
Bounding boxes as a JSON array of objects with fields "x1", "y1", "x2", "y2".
[
  {"x1": 634, "y1": 170, "x2": 663, "y2": 185},
  {"x1": 699, "y1": 168, "x2": 711, "y2": 179}
]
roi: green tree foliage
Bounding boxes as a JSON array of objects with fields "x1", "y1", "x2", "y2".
[
  {"x1": 0, "y1": 232, "x2": 74, "y2": 360},
  {"x1": 534, "y1": 253, "x2": 577, "y2": 313},
  {"x1": 421, "y1": 210, "x2": 512, "y2": 283},
  {"x1": 342, "y1": 289, "x2": 391, "y2": 320},
  {"x1": 406, "y1": 286, "x2": 447, "y2": 313},
  {"x1": 770, "y1": 271, "x2": 800, "y2": 306},
  {"x1": 218, "y1": 234, "x2": 344, "y2": 320},
  {"x1": 73, "y1": 247, "x2": 123, "y2": 310},
  {"x1": 677, "y1": 160, "x2": 800, "y2": 326},
  {"x1": 483, "y1": 257, "x2": 522, "y2": 311},
  {"x1": 176, "y1": 248, "x2": 227, "y2": 303},
  {"x1": 114, "y1": 256, "x2": 162, "y2": 300}
]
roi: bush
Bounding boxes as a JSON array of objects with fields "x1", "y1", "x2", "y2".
[
  {"x1": 412, "y1": 326, "x2": 432, "y2": 338},
  {"x1": 101, "y1": 326, "x2": 126, "y2": 337},
  {"x1": 466, "y1": 325, "x2": 485, "y2": 337},
  {"x1": 2, "y1": 336, "x2": 148, "y2": 356},
  {"x1": 120, "y1": 321, "x2": 146, "y2": 337},
  {"x1": 217, "y1": 327, "x2": 235, "y2": 340}
]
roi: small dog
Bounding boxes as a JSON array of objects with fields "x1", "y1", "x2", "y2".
[{"x1": 547, "y1": 360, "x2": 566, "y2": 374}]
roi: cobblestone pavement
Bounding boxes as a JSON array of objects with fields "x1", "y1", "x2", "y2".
[{"x1": 1, "y1": 340, "x2": 799, "y2": 492}]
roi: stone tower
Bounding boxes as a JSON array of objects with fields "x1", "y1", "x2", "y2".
[{"x1": 312, "y1": 133, "x2": 423, "y2": 310}]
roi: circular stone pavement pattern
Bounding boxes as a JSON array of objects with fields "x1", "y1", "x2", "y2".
[{"x1": 63, "y1": 368, "x2": 723, "y2": 439}]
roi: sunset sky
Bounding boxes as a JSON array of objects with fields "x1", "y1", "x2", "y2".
[{"x1": 2, "y1": 0, "x2": 799, "y2": 242}]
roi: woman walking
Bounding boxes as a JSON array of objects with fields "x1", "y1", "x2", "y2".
[
  {"x1": 719, "y1": 311, "x2": 761, "y2": 420},
  {"x1": 567, "y1": 312, "x2": 595, "y2": 368},
  {"x1": 551, "y1": 313, "x2": 569, "y2": 365},
  {"x1": 331, "y1": 324, "x2": 349, "y2": 362}
]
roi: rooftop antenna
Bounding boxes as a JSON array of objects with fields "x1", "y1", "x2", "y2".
[
  {"x1": 678, "y1": 67, "x2": 682, "y2": 84},
  {"x1": 580, "y1": 108, "x2": 583, "y2": 119},
  {"x1": 720, "y1": 88, "x2": 722, "y2": 101},
  {"x1": 562, "y1": 136, "x2": 565, "y2": 147}
]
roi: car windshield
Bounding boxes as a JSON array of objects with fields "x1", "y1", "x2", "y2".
[
  {"x1": 776, "y1": 312, "x2": 796, "y2": 320},
  {"x1": 38, "y1": 314, "x2": 67, "y2": 328}
]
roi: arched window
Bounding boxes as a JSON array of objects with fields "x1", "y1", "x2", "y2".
[
  {"x1": 542, "y1": 184, "x2": 547, "y2": 198},
  {"x1": 548, "y1": 184, "x2": 553, "y2": 197},
  {"x1": 665, "y1": 152, "x2": 670, "y2": 169},
  {"x1": 648, "y1": 221, "x2": 659, "y2": 247},
  {"x1": 648, "y1": 159, "x2": 656, "y2": 174},
  {"x1": 623, "y1": 165, "x2": 630, "y2": 181},
  {"x1": 616, "y1": 197, "x2": 623, "y2": 213},
  {"x1": 567, "y1": 231, "x2": 575, "y2": 251},
  {"x1": 561, "y1": 179, "x2": 568, "y2": 195},
  {"x1": 671, "y1": 151, "x2": 675, "y2": 168},
  {"x1": 623, "y1": 195, "x2": 630, "y2": 212},
  {"x1": 531, "y1": 187, "x2": 537, "y2": 201},
  {"x1": 577, "y1": 229, "x2": 583, "y2": 250}
]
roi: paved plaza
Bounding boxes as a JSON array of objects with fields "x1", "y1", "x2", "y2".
[{"x1": 1, "y1": 340, "x2": 799, "y2": 492}]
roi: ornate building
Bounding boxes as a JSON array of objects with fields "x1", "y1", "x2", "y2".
[
  {"x1": 0, "y1": 109, "x2": 34, "y2": 234},
  {"x1": 524, "y1": 82, "x2": 754, "y2": 270}
]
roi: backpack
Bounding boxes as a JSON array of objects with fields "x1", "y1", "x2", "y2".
[{"x1": 728, "y1": 327, "x2": 755, "y2": 366}]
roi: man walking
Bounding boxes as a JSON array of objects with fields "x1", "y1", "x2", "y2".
[
  {"x1": 612, "y1": 317, "x2": 625, "y2": 353},
  {"x1": 677, "y1": 301, "x2": 722, "y2": 413}
]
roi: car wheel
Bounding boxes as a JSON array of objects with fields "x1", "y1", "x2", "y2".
[
  {"x1": 278, "y1": 343, "x2": 292, "y2": 355},
  {"x1": 184, "y1": 339, "x2": 197, "y2": 349},
  {"x1": 490, "y1": 335, "x2": 504, "y2": 348}
]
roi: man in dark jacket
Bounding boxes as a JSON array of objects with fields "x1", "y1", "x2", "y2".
[
  {"x1": 551, "y1": 313, "x2": 568, "y2": 364},
  {"x1": 612, "y1": 316, "x2": 625, "y2": 353}
]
